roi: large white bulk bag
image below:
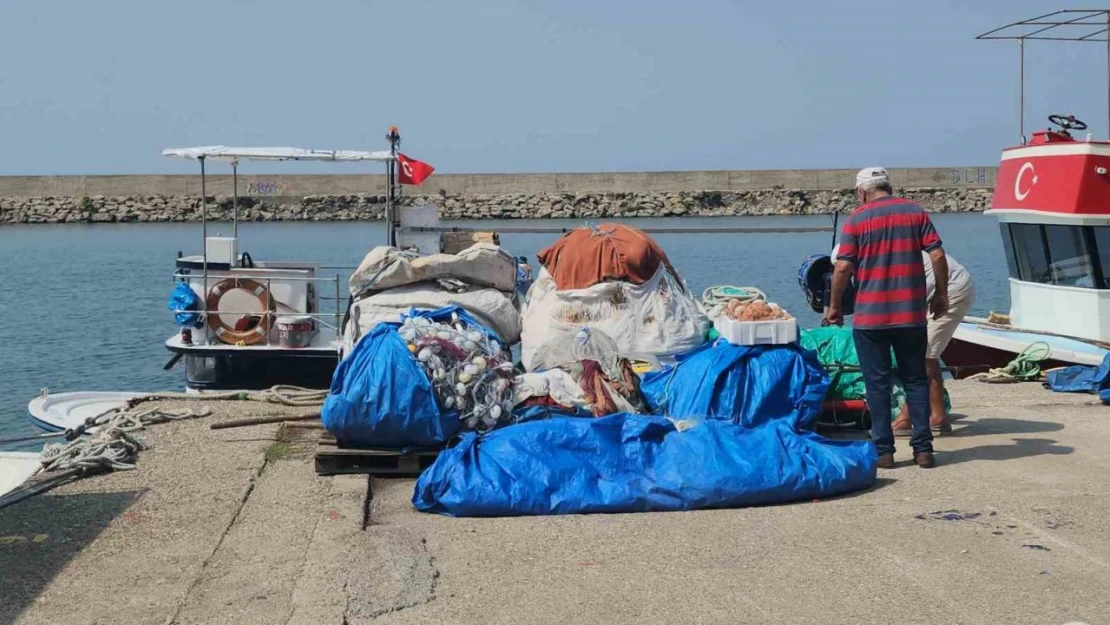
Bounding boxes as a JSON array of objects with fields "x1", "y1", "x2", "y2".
[
  {"x1": 348, "y1": 243, "x2": 517, "y2": 297},
  {"x1": 520, "y1": 267, "x2": 709, "y2": 371},
  {"x1": 343, "y1": 282, "x2": 521, "y2": 355}
]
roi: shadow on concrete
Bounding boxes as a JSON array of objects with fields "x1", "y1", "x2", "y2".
[
  {"x1": 0, "y1": 489, "x2": 142, "y2": 624},
  {"x1": 953, "y1": 417, "x2": 1064, "y2": 437},
  {"x1": 939, "y1": 438, "x2": 1073, "y2": 466},
  {"x1": 819, "y1": 429, "x2": 871, "y2": 441}
]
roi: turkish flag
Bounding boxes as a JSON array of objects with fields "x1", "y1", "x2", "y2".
[{"x1": 396, "y1": 153, "x2": 435, "y2": 185}]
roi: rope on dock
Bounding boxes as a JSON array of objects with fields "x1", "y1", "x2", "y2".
[
  {"x1": 967, "y1": 342, "x2": 1051, "y2": 384},
  {"x1": 0, "y1": 385, "x2": 328, "y2": 511}
]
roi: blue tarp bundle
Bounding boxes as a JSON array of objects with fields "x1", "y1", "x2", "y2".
[
  {"x1": 639, "y1": 340, "x2": 828, "y2": 430},
  {"x1": 321, "y1": 306, "x2": 500, "y2": 448},
  {"x1": 414, "y1": 340, "x2": 878, "y2": 517},
  {"x1": 413, "y1": 414, "x2": 877, "y2": 516},
  {"x1": 1045, "y1": 353, "x2": 1110, "y2": 404},
  {"x1": 167, "y1": 282, "x2": 200, "y2": 327}
]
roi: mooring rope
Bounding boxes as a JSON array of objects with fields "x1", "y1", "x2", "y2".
[
  {"x1": 0, "y1": 385, "x2": 328, "y2": 511},
  {"x1": 967, "y1": 342, "x2": 1051, "y2": 384}
]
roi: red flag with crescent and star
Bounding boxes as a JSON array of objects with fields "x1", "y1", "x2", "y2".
[{"x1": 396, "y1": 153, "x2": 435, "y2": 186}]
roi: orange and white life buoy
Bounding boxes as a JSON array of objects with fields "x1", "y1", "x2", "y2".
[{"x1": 205, "y1": 278, "x2": 275, "y2": 345}]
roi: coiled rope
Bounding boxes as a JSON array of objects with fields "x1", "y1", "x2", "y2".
[
  {"x1": 968, "y1": 342, "x2": 1051, "y2": 384},
  {"x1": 701, "y1": 285, "x2": 766, "y2": 318},
  {"x1": 0, "y1": 385, "x2": 327, "y2": 511}
]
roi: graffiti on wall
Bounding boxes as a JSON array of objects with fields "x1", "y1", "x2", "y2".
[{"x1": 247, "y1": 181, "x2": 282, "y2": 195}]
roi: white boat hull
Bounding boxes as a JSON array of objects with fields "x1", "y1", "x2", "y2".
[
  {"x1": 27, "y1": 391, "x2": 143, "y2": 433},
  {"x1": 942, "y1": 317, "x2": 1108, "y2": 378},
  {"x1": 0, "y1": 452, "x2": 40, "y2": 498}
]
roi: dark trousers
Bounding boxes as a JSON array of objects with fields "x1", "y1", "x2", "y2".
[{"x1": 853, "y1": 326, "x2": 933, "y2": 457}]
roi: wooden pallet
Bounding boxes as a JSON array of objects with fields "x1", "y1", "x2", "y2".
[{"x1": 314, "y1": 435, "x2": 441, "y2": 476}]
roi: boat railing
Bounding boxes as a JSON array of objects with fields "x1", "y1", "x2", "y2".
[{"x1": 172, "y1": 270, "x2": 353, "y2": 346}]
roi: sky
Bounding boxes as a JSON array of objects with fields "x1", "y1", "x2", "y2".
[{"x1": 1, "y1": 0, "x2": 1109, "y2": 175}]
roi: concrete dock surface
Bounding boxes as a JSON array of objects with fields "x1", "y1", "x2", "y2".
[{"x1": 2, "y1": 380, "x2": 1108, "y2": 624}]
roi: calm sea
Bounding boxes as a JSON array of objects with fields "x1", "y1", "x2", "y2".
[{"x1": 0, "y1": 213, "x2": 1009, "y2": 451}]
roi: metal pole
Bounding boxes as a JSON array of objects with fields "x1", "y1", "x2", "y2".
[
  {"x1": 387, "y1": 128, "x2": 400, "y2": 247},
  {"x1": 1106, "y1": 11, "x2": 1109, "y2": 138},
  {"x1": 232, "y1": 160, "x2": 239, "y2": 239},
  {"x1": 1020, "y1": 37, "x2": 1026, "y2": 144},
  {"x1": 200, "y1": 156, "x2": 208, "y2": 338}
]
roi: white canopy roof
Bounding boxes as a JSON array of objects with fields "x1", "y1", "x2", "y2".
[{"x1": 162, "y1": 146, "x2": 394, "y2": 162}]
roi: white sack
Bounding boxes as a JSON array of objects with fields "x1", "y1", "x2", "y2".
[
  {"x1": 343, "y1": 282, "x2": 522, "y2": 354},
  {"x1": 520, "y1": 267, "x2": 709, "y2": 371},
  {"x1": 348, "y1": 243, "x2": 518, "y2": 296}
]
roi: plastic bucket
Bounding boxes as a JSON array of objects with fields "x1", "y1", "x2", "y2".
[{"x1": 277, "y1": 316, "x2": 315, "y2": 349}]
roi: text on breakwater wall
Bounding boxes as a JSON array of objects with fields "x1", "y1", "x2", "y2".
[
  {"x1": 247, "y1": 181, "x2": 282, "y2": 195},
  {"x1": 936, "y1": 168, "x2": 993, "y2": 185}
]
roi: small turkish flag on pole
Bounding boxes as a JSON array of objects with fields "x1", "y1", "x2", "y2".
[{"x1": 396, "y1": 153, "x2": 435, "y2": 185}]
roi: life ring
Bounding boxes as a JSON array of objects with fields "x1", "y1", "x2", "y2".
[{"x1": 205, "y1": 278, "x2": 275, "y2": 345}]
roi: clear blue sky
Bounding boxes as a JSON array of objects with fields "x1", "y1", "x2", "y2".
[{"x1": 1, "y1": 0, "x2": 1108, "y2": 174}]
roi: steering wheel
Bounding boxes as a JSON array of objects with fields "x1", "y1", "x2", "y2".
[{"x1": 1049, "y1": 114, "x2": 1088, "y2": 132}]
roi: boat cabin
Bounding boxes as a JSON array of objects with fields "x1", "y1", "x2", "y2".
[{"x1": 986, "y1": 114, "x2": 1110, "y2": 342}]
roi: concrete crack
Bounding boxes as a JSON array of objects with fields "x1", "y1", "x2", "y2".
[{"x1": 165, "y1": 457, "x2": 269, "y2": 624}]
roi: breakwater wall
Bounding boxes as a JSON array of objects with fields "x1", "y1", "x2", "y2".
[{"x1": 0, "y1": 167, "x2": 997, "y2": 224}]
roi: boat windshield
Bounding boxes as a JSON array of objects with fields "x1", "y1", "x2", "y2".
[{"x1": 1000, "y1": 222, "x2": 1110, "y2": 288}]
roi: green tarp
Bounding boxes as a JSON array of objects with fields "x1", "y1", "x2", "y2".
[{"x1": 799, "y1": 326, "x2": 950, "y2": 421}]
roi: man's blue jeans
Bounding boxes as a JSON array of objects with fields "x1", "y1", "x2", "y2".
[{"x1": 853, "y1": 326, "x2": 933, "y2": 457}]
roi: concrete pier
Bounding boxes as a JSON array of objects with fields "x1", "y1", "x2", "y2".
[{"x1": 2, "y1": 380, "x2": 1107, "y2": 624}]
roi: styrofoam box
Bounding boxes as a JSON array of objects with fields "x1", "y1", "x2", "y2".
[{"x1": 714, "y1": 315, "x2": 798, "y2": 346}]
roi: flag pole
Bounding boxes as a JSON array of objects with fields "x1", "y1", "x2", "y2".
[{"x1": 386, "y1": 126, "x2": 400, "y2": 247}]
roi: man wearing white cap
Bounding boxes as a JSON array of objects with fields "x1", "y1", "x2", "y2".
[
  {"x1": 831, "y1": 243, "x2": 975, "y2": 436},
  {"x1": 827, "y1": 167, "x2": 950, "y2": 469}
]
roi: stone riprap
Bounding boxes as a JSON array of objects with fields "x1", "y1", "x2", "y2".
[{"x1": 0, "y1": 188, "x2": 994, "y2": 224}]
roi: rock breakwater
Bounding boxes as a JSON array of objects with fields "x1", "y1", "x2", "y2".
[{"x1": 0, "y1": 188, "x2": 992, "y2": 224}]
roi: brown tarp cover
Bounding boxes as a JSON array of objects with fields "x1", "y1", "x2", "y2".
[{"x1": 536, "y1": 223, "x2": 678, "y2": 291}]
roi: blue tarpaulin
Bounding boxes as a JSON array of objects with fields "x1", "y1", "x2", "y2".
[
  {"x1": 414, "y1": 340, "x2": 877, "y2": 517},
  {"x1": 1045, "y1": 354, "x2": 1110, "y2": 404},
  {"x1": 167, "y1": 282, "x2": 200, "y2": 327},
  {"x1": 321, "y1": 306, "x2": 498, "y2": 448},
  {"x1": 413, "y1": 414, "x2": 877, "y2": 516},
  {"x1": 639, "y1": 340, "x2": 828, "y2": 431}
]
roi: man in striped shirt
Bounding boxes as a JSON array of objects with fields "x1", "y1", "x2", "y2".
[{"x1": 826, "y1": 167, "x2": 949, "y2": 469}]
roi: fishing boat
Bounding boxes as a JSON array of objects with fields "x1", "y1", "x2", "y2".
[
  {"x1": 24, "y1": 128, "x2": 450, "y2": 430},
  {"x1": 943, "y1": 10, "x2": 1110, "y2": 377},
  {"x1": 160, "y1": 129, "x2": 446, "y2": 392},
  {"x1": 26, "y1": 390, "x2": 142, "y2": 432}
]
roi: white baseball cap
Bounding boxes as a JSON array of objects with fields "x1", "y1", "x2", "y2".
[{"x1": 855, "y1": 166, "x2": 889, "y2": 188}]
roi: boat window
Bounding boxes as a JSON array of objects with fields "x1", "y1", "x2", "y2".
[
  {"x1": 1044, "y1": 225, "x2": 1096, "y2": 287},
  {"x1": 1009, "y1": 223, "x2": 1052, "y2": 284},
  {"x1": 1091, "y1": 227, "x2": 1110, "y2": 288},
  {"x1": 999, "y1": 224, "x2": 1020, "y2": 280}
]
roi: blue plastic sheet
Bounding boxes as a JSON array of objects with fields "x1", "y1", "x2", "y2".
[
  {"x1": 639, "y1": 340, "x2": 828, "y2": 430},
  {"x1": 1045, "y1": 354, "x2": 1110, "y2": 404},
  {"x1": 413, "y1": 414, "x2": 877, "y2": 517},
  {"x1": 321, "y1": 306, "x2": 498, "y2": 448},
  {"x1": 167, "y1": 282, "x2": 200, "y2": 327}
]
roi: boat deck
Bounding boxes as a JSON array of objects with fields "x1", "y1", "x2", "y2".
[{"x1": 953, "y1": 318, "x2": 1108, "y2": 367}]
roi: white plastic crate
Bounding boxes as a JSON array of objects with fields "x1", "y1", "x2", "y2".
[{"x1": 714, "y1": 314, "x2": 798, "y2": 346}]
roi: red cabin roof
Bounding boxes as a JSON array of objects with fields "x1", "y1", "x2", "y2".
[{"x1": 991, "y1": 133, "x2": 1110, "y2": 220}]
